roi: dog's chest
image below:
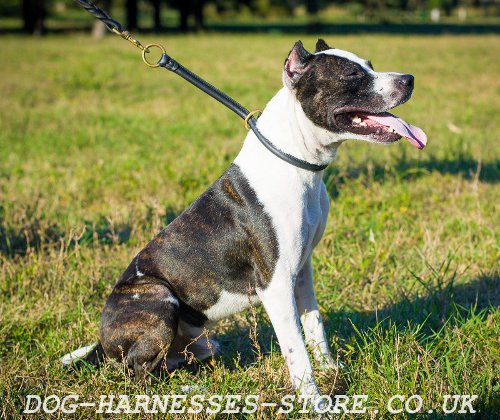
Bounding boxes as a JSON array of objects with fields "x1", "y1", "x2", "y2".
[
  {"x1": 242, "y1": 166, "x2": 328, "y2": 274},
  {"x1": 275, "y1": 184, "x2": 327, "y2": 270}
]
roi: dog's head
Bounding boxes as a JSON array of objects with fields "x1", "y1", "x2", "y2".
[{"x1": 283, "y1": 39, "x2": 426, "y2": 149}]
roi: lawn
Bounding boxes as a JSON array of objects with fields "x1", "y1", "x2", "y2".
[{"x1": 0, "y1": 33, "x2": 498, "y2": 418}]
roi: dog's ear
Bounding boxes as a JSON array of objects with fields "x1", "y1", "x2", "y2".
[
  {"x1": 284, "y1": 41, "x2": 313, "y2": 88},
  {"x1": 315, "y1": 38, "x2": 332, "y2": 53}
]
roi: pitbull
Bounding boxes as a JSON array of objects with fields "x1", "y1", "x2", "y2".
[{"x1": 62, "y1": 39, "x2": 426, "y2": 403}]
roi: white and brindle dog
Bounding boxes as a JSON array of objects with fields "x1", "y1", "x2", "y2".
[{"x1": 62, "y1": 39, "x2": 426, "y2": 403}]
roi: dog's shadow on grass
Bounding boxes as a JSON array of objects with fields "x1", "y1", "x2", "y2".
[
  {"x1": 323, "y1": 272, "x2": 499, "y2": 341},
  {"x1": 210, "y1": 272, "x2": 498, "y2": 398}
]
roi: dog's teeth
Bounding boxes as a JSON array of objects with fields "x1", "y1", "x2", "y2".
[
  {"x1": 352, "y1": 116, "x2": 362, "y2": 124},
  {"x1": 359, "y1": 122, "x2": 366, "y2": 126}
]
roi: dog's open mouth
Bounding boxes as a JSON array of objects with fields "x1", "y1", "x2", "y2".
[{"x1": 335, "y1": 111, "x2": 427, "y2": 149}]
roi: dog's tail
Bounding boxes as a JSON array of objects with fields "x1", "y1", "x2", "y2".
[{"x1": 61, "y1": 342, "x2": 106, "y2": 368}]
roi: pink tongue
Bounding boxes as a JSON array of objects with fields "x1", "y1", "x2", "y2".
[{"x1": 365, "y1": 112, "x2": 427, "y2": 149}]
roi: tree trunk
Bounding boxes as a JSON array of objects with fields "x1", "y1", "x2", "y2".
[
  {"x1": 126, "y1": 0, "x2": 138, "y2": 30},
  {"x1": 92, "y1": 0, "x2": 112, "y2": 38},
  {"x1": 305, "y1": 0, "x2": 320, "y2": 33},
  {"x1": 152, "y1": 0, "x2": 161, "y2": 31},
  {"x1": 305, "y1": 0, "x2": 319, "y2": 14},
  {"x1": 179, "y1": 1, "x2": 189, "y2": 32},
  {"x1": 194, "y1": 0, "x2": 205, "y2": 31},
  {"x1": 22, "y1": 0, "x2": 46, "y2": 35}
]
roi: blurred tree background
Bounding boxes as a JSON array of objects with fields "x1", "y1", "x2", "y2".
[{"x1": 0, "y1": 0, "x2": 498, "y2": 34}]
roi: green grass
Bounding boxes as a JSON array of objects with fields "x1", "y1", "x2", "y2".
[{"x1": 0, "y1": 33, "x2": 498, "y2": 418}]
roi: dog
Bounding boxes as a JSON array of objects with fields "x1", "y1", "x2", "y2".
[{"x1": 62, "y1": 39, "x2": 426, "y2": 405}]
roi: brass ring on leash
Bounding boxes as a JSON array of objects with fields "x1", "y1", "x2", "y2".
[
  {"x1": 244, "y1": 109, "x2": 262, "y2": 130},
  {"x1": 142, "y1": 44, "x2": 166, "y2": 68}
]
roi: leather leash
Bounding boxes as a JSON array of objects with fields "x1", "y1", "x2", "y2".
[{"x1": 74, "y1": 0, "x2": 328, "y2": 172}]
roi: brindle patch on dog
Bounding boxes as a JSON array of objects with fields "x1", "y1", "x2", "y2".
[{"x1": 104, "y1": 163, "x2": 279, "y2": 330}]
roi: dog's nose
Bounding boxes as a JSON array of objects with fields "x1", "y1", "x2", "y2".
[{"x1": 397, "y1": 74, "x2": 414, "y2": 89}]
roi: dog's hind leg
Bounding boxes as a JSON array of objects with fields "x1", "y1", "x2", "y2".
[{"x1": 99, "y1": 280, "x2": 179, "y2": 380}]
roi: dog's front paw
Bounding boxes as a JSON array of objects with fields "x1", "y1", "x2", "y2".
[
  {"x1": 297, "y1": 383, "x2": 326, "y2": 416},
  {"x1": 301, "y1": 393, "x2": 332, "y2": 418}
]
